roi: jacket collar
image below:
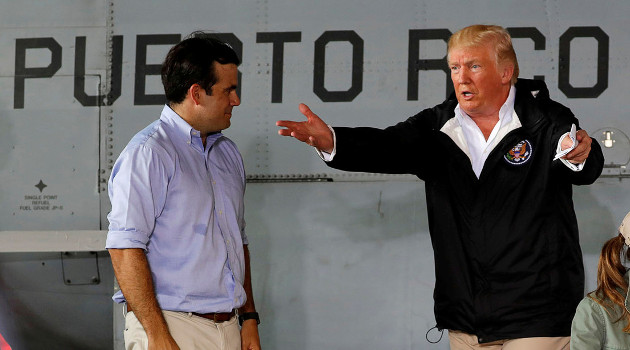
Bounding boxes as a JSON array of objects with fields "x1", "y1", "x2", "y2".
[
  {"x1": 443, "y1": 78, "x2": 550, "y2": 129},
  {"x1": 512, "y1": 78, "x2": 550, "y2": 130}
]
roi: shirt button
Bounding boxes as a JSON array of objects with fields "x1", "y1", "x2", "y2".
[{"x1": 219, "y1": 210, "x2": 223, "y2": 215}]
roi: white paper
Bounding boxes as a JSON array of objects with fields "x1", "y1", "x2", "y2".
[{"x1": 553, "y1": 123, "x2": 578, "y2": 160}]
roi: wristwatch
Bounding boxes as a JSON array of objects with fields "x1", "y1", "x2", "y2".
[{"x1": 238, "y1": 312, "x2": 260, "y2": 326}]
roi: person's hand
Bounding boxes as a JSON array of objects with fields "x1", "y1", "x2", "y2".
[
  {"x1": 277, "y1": 103, "x2": 334, "y2": 153},
  {"x1": 148, "y1": 333, "x2": 180, "y2": 350},
  {"x1": 562, "y1": 129, "x2": 592, "y2": 164},
  {"x1": 240, "y1": 320, "x2": 261, "y2": 350}
]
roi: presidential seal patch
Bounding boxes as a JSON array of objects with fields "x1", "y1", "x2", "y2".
[{"x1": 504, "y1": 140, "x2": 533, "y2": 165}]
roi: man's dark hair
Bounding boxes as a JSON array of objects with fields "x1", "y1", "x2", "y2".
[{"x1": 161, "y1": 32, "x2": 240, "y2": 104}]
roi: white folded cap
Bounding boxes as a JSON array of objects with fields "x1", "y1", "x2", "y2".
[{"x1": 619, "y1": 211, "x2": 630, "y2": 247}]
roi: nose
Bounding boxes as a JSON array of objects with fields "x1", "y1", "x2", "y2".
[
  {"x1": 231, "y1": 91, "x2": 240, "y2": 106},
  {"x1": 456, "y1": 67, "x2": 470, "y2": 84}
]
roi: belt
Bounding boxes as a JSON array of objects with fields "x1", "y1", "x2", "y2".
[{"x1": 126, "y1": 303, "x2": 236, "y2": 323}]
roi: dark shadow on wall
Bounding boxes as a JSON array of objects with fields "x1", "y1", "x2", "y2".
[{"x1": 0, "y1": 252, "x2": 114, "y2": 350}]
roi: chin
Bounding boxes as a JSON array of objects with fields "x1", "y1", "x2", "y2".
[{"x1": 459, "y1": 102, "x2": 476, "y2": 112}]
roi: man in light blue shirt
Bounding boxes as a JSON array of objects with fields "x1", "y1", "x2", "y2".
[{"x1": 106, "y1": 34, "x2": 260, "y2": 350}]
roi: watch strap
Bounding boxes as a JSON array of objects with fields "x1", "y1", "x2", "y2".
[{"x1": 238, "y1": 312, "x2": 260, "y2": 326}]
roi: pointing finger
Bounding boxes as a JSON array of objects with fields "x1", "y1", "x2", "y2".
[
  {"x1": 299, "y1": 103, "x2": 317, "y2": 121},
  {"x1": 276, "y1": 120, "x2": 301, "y2": 129}
]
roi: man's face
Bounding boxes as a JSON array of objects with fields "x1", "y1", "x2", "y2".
[
  {"x1": 448, "y1": 43, "x2": 512, "y2": 119},
  {"x1": 197, "y1": 62, "x2": 240, "y2": 133}
]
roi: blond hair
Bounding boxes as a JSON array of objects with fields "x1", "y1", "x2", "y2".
[{"x1": 448, "y1": 24, "x2": 519, "y2": 85}]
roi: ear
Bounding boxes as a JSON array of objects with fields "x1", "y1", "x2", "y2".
[
  {"x1": 189, "y1": 84, "x2": 202, "y2": 105},
  {"x1": 501, "y1": 64, "x2": 514, "y2": 85}
]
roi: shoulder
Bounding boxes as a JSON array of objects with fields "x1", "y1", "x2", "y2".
[
  {"x1": 515, "y1": 78, "x2": 575, "y2": 126},
  {"x1": 572, "y1": 297, "x2": 607, "y2": 345},
  {"x1": 123, "y1": 120, "x2": 168, "y2": 152},
  {"x1": 117, "y1": 120, "x2": 175, "y2": 168},
  {"x1": 397, "y1": 98, "x2": 457, "y2": 131},
  {"x1": 578, "y1": 296, "x2": 604, "y2": 313},
  {"x1": 431, "y1": 95, "x2": 458, "y2": 126},
  {"x1": 575, "y1": 295, "x2": 621, "y2": 332},
  {"x1": 573, "y1": 296, "x2": 608, "y2": 330}
]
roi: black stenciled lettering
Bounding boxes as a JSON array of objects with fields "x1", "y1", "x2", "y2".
[
  {"x1": 507, "y1": 27, "x2": 546, "y2": 81},
  {"x1": 313, "y1": 30, "x2": 363, "y2": 102},
  {"x1": 14, "y1": 38, "x2": 62, "y2": 109},
  {"x1": 407, "y1": 29, "x2": 453, "y2": 101},
  {"x1": 74, "y1": 36, "x2": 123, "y2": 106},
  {"x1": 134, "y1": 34, "x2": 181, "y2": 105},
  {"x1": 558, "y1": 26, "x2": 609, "y2": 98},
  {"x1": 256, "y1": 32, "x2": 302, "y2": 103}
]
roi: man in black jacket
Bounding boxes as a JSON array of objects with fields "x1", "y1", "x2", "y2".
[{"x1": 277, "y1": 24, "x2": 603, "y2": 349}]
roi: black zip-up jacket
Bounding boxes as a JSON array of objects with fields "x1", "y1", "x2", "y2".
[{"x1": 327, "y1": 79, "x2": 604, "y2": 343}]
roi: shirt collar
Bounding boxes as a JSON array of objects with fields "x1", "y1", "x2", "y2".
[
  {"x1": 159, "y1": 104, "x2": 223, "y2": 148},
  {"x1": 455, "y1": 85, "x2": 516, "y2": 127}
]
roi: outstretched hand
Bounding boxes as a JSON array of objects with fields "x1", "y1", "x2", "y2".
[{"x1": 276, "y1": 103, "x2": 334, "y2": 153}]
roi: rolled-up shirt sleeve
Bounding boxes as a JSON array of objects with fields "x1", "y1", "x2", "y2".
[{"x1": 106, "y1": 144, "x2": 169, "y2": 250}]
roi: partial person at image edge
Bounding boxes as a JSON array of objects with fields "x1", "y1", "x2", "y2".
[{"x1": 571, "y1": 211, "x2": 630, "y2": 349}]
